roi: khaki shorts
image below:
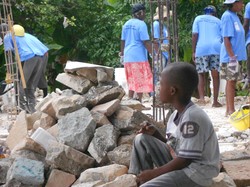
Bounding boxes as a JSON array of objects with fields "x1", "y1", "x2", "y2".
[{"x1": 220, "y1": 62, "x2": 242, "y2": 81}]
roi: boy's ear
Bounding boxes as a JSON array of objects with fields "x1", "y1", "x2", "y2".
[{"x1": 170, "y1": 86, "x2": 176, "y2": 95}]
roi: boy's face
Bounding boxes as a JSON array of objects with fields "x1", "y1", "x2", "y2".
[{"x1": 159, "y1": 71, "x2": 173, "y2": 103}]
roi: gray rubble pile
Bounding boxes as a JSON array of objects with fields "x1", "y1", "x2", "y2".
[
  {"x1": 0, "y1": 62, "x2": 160, "y2": 187},
  {"x1": 0, "y1": 61, "x2": 249, "y2": 187}
]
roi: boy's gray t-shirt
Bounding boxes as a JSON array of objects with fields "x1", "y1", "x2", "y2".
[{"x1": 167, "y1": 104, "x2": 220, "y2": 186}]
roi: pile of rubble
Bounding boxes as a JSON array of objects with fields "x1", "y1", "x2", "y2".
[{"x1": 0, "y1": 61, "x2": 249, "y2": 187}]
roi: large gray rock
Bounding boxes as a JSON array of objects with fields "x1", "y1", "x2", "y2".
[
  {"x1": 117, "y1": 134, "x2": 136, "y2": 146},
  {"x1": 73, "y1": 164, "x2": 127, "y2": 185},
  {"x1": 45, "y1": 169, "x2": 76, "y2": 187},
  {"x1": 110, "y1": 106, "x2": 164, "y2": 135},
  {"x1": 46, "y1": 142, "x2": 95, "y2": 176},
  {"x1": 11, "y1": 138, "x2": 46, "y2": 156},
  {"x1": 56, "y1": 72, "x2": 93, "y2": 94},
  {"x1": 99, "y1": 174, "x2": 137, "y2": 187},
  {"x1": 52, "y1": 95, "x2": 88, "y2": 119},
  {"x1": 222, "y1": 160, "x2": 250, "y2": 187},
  {"x1": 64, "y1": 61, "x2": 114, "y2": 82},
  {"x1": 33, "y1": 113, "x2": 56, "y2": 130},
  {"x1": 90, "y1": 111, "x2": 112, "y2": 128},
  {"x1": 88, "y1": 125, "x2": 120, "y2": 164},
  {"x1": 85, "y1": 85, "x2": 125, "y2": 108},
  {"x1": 91, "y1": 99, "x2": 120, "y2": 117},
  {"x1": 211, "y1": 172, "x2": 236, "y2": 187},
  {"x1": 107, "y1": 144, "x2": 132, "y2": 167},
  {"x1": 0, "y1": 158, "x2": 13, "y2": 184},
  {"x1": 10, "y1": 150, "x2": 46, "y2": 166},
  {"x1": 6, "y1": 157, "x2": 44, "y2": 187},
  {"x1": 57, "y1": 107, "x2": 96, "y2": 152}
]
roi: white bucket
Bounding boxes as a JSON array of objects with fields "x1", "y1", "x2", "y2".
[{"x1": 30, "y1": 127, "x2": 57, "y2": 151}]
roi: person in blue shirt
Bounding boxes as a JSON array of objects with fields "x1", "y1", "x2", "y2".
[
  {"x1": 152, "y1": 6, "x2": 170, "y2": 86},
  {"x1": 192, "y1": 5, "x2": 222, "y2": 108},
  {"x1": 243, "y1": 2, "x2": 250, "y2": 90},
  {"x1": 220, "y1": 0, "x2": 246, "y2": 116},
  {"x1": 120, "y1": 3, "x2": 153, "y2": 102},
  {"x1": 3, "y1": 24, "x2": 49, "y2": 113}
]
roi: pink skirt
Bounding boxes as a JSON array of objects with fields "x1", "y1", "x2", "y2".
[{"x1": 124, "y1": 62, "x2": 153, "y2": 93}]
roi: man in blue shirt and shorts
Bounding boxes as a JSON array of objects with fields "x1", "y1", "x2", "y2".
[{"x1": 192, "y1": 5, "x2": 222, "y2": 107}]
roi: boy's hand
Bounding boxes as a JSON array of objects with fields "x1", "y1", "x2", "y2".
[
  {"x1": 137, "y1": 121, "x2": 157, "y2": 136},
  {"x1": 136, "y1": 169, "x2": 157, "y2": 185}
]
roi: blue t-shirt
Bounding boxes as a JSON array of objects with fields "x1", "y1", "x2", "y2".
[
  {"x1": 192, "y1": 15, "x2": 222, "y2": 57},
  {"x1": 244, "y1": 2, "x2": 250, "y2": 46},
  {"x1": 121, "y1": 18, "x2": 149, "y2": 63},
  {"x1": 153, "y1": 20, "x2": 168, "y2": 60},
  {"x1": 220, "y1": 10, "x2": 247, "y2": 63},
  {"x1": 4, "y1": 33, "x2": 49, "y2": 62}
]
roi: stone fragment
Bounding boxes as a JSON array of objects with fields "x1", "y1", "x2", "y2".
[
  {"x1": 11, "y1": 137, "x2": 46, "y2": 156},
  {"x1": 110, "y1": 106, "x2": 163, "y2": 134},
  {"x1": 0, "y1": 158, "x2": 13, "y2": 184},
  {"x1": 91, "y1": 99, "x2": 120, "y2": 117},
  {"x1": 211, "y1": 172, "x2": 236, "y2": 187},
  {"x1": 223, "y1": 160, "x2": 250, "y2": 187},
  {"x1": 76, "y1": 68, "x2": 97, "y2": 84},
  {"x1": 88, "y1": 125, "x2": 120, "y2": 164},
  {"x1": 107, "y1": 144, "x2": 132, "y2": 167},
  {"x1": 85, "y1": 85, "x2": 125, "y2": 108},
  {"x1": 6, "y1": 157, "x2": 44, "y2": 186},
  {"x1": 45, "y1": 169, "x2": 76, "y2": 187},
  {"x1": 64, "y1": 61, "x2": 114, "y2": 81},
  {"x1": 52, "y1": 94, "x2": 88, "y2": 119},
  {"x1": 120, "y1": 99, "x2": 148, "y2": 111},
  {"x1": 46, "y1": 142, "x2": 95, "y2": 176},
  {"x1": 58, "y1": 108, "x2": 96, "y2": 152},
  {"x1": 90, "y1": 111, "x2": 112, "y2": 128},
  {"x1": 75, "y1": 164, "x2": 127, "y2": 184},
  {"x1": 99, "y1": 174, "x2": 137, "y2": 187},
  {"x1": 33, "y1": 113, "x2": 56, "y2": 130},
  {"x1": 56, "y1": 73, "x2": 93, "y2": 94},
  {"x1": 6, "y1": 111, "x2": 28, "y2": 150},
  {"x1": 117, "y1": 134, "x2": 136, "y2": 146},
  {"x1": 26, "y1": 111, "x2": 42, "y2": 130}
]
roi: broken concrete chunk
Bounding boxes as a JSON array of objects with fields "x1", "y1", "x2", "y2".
[
  {"x1": 56, "y1": 73, "x2": 93, "y2": 94},
  {"x1": 88, "y1": 124, "x2": 120, "y2": 164},
  {"x1": 57, "y1": 107, "x2": 96, "y2": 152},
  {"x1": 46, "y1": 142, "x2": 95, "y2": 176},
  {"x1": 6, "y1": 157, "x2": 44, "y2": 186}
]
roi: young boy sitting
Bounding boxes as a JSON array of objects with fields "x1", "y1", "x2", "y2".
[{"x1": 128, "y1": 62, "x2": 220, "y2": 187}]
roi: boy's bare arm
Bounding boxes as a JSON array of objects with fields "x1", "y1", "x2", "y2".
[
  {"x1": 137, "y1": 121, "x2": 167, "y2": 143},
  {"x1": 137, "y1": 157, "x2": 192, "y2": 185}
]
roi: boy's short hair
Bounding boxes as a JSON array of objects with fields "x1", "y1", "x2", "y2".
[{"x1": 165, "y1": 62, "x2": 198, "y2": 103}]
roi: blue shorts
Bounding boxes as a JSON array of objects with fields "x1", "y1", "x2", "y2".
[{"x1": 195, "y1": 55, "x2": 220, "y2": 73}]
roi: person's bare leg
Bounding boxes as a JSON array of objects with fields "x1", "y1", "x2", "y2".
[
  {"x1": 129, "y1": 90, "x2": 134, "y2": 99},
  {"x1": 211, "y1": 70, "x2": 222, "y2": 107},
  {"x1": 137, "y1": 92, "x2": 143, "y2": 103},
  {"x1": 226, "y1": 80, "x2": 236, "y2": 115},
  {"x1": 198, "y1": 73, "x2": 205, "y2": 104}
]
